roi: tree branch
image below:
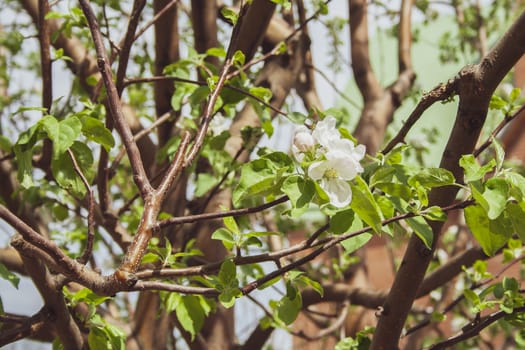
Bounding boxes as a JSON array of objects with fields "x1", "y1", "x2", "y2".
[
  {"x1": 115, "y1": 0, "x2": 147, "y2": 95},
  {"x1": 371, "y1": 9, "x2": 525, "y2": 348},
  {"x1": 79, "y1": 0, "x2": 153, "y2": 198}
]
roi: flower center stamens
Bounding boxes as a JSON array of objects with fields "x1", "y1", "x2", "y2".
[{"x1": 324, "y1": 168, "x2": 338, "y2": 179}]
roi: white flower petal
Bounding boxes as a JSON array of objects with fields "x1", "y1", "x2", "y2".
[
  {"x1": 335, "y1": 160, "x2": 359, "y2": 180},
  {"x1": 321, "y1": 178, "x2": 352, "y2": 208},
  {"x1": 308, "y1": 161, "x2": 328, "y2": 180},
  {"x1": 313, "y1": 117, "x2": 340, "y2": 148}
]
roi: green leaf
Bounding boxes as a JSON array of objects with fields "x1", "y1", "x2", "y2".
[
  {"x1": 276, "y1": 291, "x2": 301, "y2": 325},
  {"x1": 221, "y1": 7, "x2": 238, "y2": 25},
  {"x1": 505, "y1": 172, "x2": 525, "y2": 200},
  {"x1": 463, "y1": 288, "x2": 480, "y2": 306},
  {"x1": 211, "y1": 228, "x2": 236, "y2": 250},
  {"x1": 0, "y1": 263, "x2": 20, "y2": 288},
  {"x1": 330, "y1": 209, "x2": 355, "y2": 234},
  {"x1": 168, "y1": 294, "x2": 209, "y2": 341},
  {"x1": 194, "y1": 173, "x2": 219, "y2": 197},
  {"x1": 289, "y1": 272, "x2": 324, "y2": 297},
  {"x1": 375, "y1": 182, "x2": 412, "y2": 202},
  {"x1": 51, "y1": 141, "x2": 94, "y2": 197},
  {"x1": 67, "y1": 288, "x2": 109, "y2": 306},
  {"x1": 232, "y1": 50, "x2": 245, "y2": 66},
  {"x1": 482, "y1": 178, "x2": 509, "y2": 220},
  {"x1": 408, "y1": 168, "x2": 455, "y2": 188},
  {"x1": 489, "y1": 95, "x2": 506, "y2": 110},
  {"x1": 350, "y1": 176, "x2": 383, "y2": 233},
  {"x1": 281, "y1": 175, "x2": 315, "y2": 217},
  {"x1": 406, "y1": 216, "x2": 433, "y2": 249},
  {"x1": 341, "y1": 232, "x2": 373, "y2": 255},
  {"x1": 87, "y1": 316, "x2": 125, "y2": 350},
  {"x1": 218, "y1": 259, "x2": 236, "y2": 284},
  {"x1": 509, "y1": 87, "x2": 521, "y2": 103},
  {"x1": 459, "y1": 155, "x2": 496, "y2": 182},
  {"x1": 233, "y1": 152, "x2": 292, "y2": 207},
  {"x1": 465, "y1": 204, "x2": 510, "y2": 256},
  {"x1": 88, "y1": 327, "x2": 113, "y2": 350},
  {"x1": 223, "y1": 216, "x2": 240, "y2": 235},
  {"x1": 13, "y1": 146, "x2": 34, "y2": 188},
  {"x1": 270, "y1": 0, "x2": 292, "y2": 10},
  {"x1": 217, "y1": 260, "x2": 241, "y2": 308},
  {"x1": 369, "y1": 167, "x2": 396, "y2": 187},
  {"x1": 507, "y1": 202, "x2": 525, "y2": 241},
  {"x1": 470, "y1": 180, "x2": 489, "y2": 212},
  {"x1": 80, "y1": 116, "x2": 115, "y2": 152},
  {"x1": 248, "y1": 86, "x2": 272, "y2": 102},
  {"x1": 492, "y1": 139, "x2": 505, "y2": 172},
  {"x1": 0, "y1": 135, "x2": 12, "y2": 153},
  {"x1": 421, "y1": 206, "x2": 447, "y2": 222},
  {"x1": 206, "y1": 47, "x2": 226, "y2": 58},
  {"x1": 40, "y1": 115, "x2": 82, "y2": 158}
]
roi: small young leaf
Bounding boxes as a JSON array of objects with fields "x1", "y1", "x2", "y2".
[
  {"x1": 330, "y1": 209, "x2": 355, "y2": 234},
  {"x1": 507, "y1": 202, "x2": 525, "y2": 241},
  {"x1": 406, "y1": 216, "x2": 433, "y2": 249},
  {"x1": 80, "y1": 116, "x2": 115, "y2": 152},
  {"x1": 232, "y1": 50, "x2": 245, "y2": 66},
  {"x1": 509, "y1": 87, "x2": 521, "y2": 103},
  {"x1": 421, "y1": 206, "x2": 447, "y2": 222},
  {"x1": 174, "y1": 295, "x2": 209, "y2": 341},
  {"x1": 52, "y1": 141, "x2": 94, "y2": 197},
  {"x1": 459, "y1": 155, "x2": 496, "y2": 182},
  {"x1": 0, "y1": 263, "x2": 20, "y2": 288},
  {"x1": 482, "y1": 178, "x2": 509, "y2": 220},
  {"x1": 40, "y1": 115, "x2": 82, "y2": 158},
  {"x1": 489, "y1": 95, "x2": 506, "y2": 110},
  {"x1": 206, "y1": 47, "x2": 226, "y2": 58},
  {"x1": 276, "y1": 292, "x2": 301, "y2": 325},
  {"x1": 408, "y1": 168, "x2": 455, "y2": 188},
  {"x1": 233, "y1": 152, "x2": 293, "y2": 207},
  {"x1": 281, "y1": 175, "x2": 315, "y2": 217},
  {"x1": 211, "y1": 228, "x2": 236, "y2": 250},
  {"x1": 13, "y1": 146, "x2": 34, "y2": 188},
  {"x1": 465, "y1": 204, "x2": 510, "y2": 256},
  {"x1": 350, "y1": 176, "x2": 383, "y2": 233},
  {"x1": 221, "y1": 7, "x2": 238, "y2": 25}
]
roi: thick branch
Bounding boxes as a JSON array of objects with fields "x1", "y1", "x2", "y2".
[{"x1": 349, "y1": 0, "x2": 382, "y2": 101}]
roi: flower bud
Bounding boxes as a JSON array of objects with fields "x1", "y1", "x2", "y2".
[{"x1": 293, "y1": 126, "x2": 315, "y2": 152}]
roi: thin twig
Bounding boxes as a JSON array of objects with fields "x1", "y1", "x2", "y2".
[
  {"x1": 155, "y1": 195, "x2": 289, "y2": 229},
  {"x1": 125, "y1": 76, "x2": 289, "y2": 117},
  {"x1": 137, "y1": 199, "x2": 472, "y2": 281},
  {"x1": 307, "y1": 63, "x2": 361, "y2": 109},
  {"x1": 406, "y1": 253, "x2": 525, "y2": 337},
  {"x1": 67, "y1": 149, "x2": 95, "y2": 264},
  {"x1": 132, "y1": 280, "x2": 218, "y2": 296},
  {"x1": 133, "y1": 0, "x2": 179, "y2": 42},
  {"x1": 79, "y1": 0, "x2": 153, "y2": 198},
  {"x1": 382, "y1": 76, "x2": 460, "y2": 154},
  {"x1": 473, "y1": 102, "x2": 525, "y2": 157},
  {"x1": 116, "y1": 0, "x2": 147, "y2": 95},
  {"x1": 428, "y1": 306, "x2": 525, "y2": 350},
  {"x1": 109, "y1": 111, "x2": 174, "y2": 175}
]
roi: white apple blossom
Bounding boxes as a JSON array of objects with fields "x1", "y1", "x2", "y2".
[
  {"x1": 312, "y1": 116, "x2": 340, "y2": 150},
  {"x1": 209, "y1": 114, "x2": 229, "y2": 136},
  {"x1": 308, "y1": 140, "x2": 365, "y2": 208},
  {"x1": 291, "y1": 116, "x2": 366, "y2": 208}
]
